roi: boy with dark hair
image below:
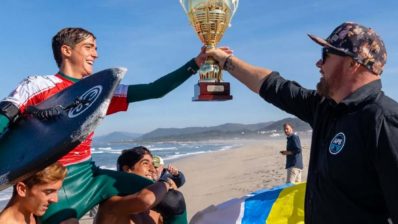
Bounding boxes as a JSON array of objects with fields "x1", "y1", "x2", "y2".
[{"x1": 98, "y1": 146, "x2": 187, "y2": 224}]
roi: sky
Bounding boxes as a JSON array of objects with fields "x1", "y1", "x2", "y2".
[{"x1": 0, "y1": 0, "x2": 397, "y2": 136}]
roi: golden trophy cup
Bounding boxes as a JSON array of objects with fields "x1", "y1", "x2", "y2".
[{"x1": 180, "y1": 0, "x2": 239, "y2": 101}]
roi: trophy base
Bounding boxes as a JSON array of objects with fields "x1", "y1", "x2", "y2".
[{"x1": 192, "y1": 82, "x2": 233, "y2": 101}]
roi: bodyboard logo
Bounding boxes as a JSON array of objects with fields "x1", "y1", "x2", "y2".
[
  {"x1": 329, "y1": 132, "x2": 346, "y2": 155},
  {"x1": 68, "y1": 85, "x2": 103, "y2": 118}
]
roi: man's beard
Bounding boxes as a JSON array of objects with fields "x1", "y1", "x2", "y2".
[{"x1": 316, "y1": 77, "x2": 330, "y2": 97}]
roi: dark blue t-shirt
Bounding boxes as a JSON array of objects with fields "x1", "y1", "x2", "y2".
[{"x1": 286, "y1": 133, "x2": 303, "y2": 169}]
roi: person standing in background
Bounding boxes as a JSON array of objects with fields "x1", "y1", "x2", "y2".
[{"x1": 280, "y1": 123, "x2": 303, "y2": 183}]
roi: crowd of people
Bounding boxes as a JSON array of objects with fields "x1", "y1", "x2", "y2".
[{"x1": 0, "y1": 20, "x2": 397, "y2": 223}]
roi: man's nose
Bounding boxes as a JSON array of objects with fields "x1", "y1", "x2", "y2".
[
  {"x1": 316, "y1": 59, "x2": 323, "y2": 68},
  {"x1": 49, "y1": 194, "x2": 58, "y2": 203}
]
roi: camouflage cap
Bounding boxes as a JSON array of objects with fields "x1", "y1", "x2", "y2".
[{"x1": 308, "y1": 22, "x2": 387, "y2": 75}]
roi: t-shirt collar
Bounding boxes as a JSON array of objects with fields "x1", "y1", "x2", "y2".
[
  {"x1": 328, "y1": 80, "x2": 381, "y2": 112},
  {"x1": 57, "y1": 71, "x2": 80, "y2": 83}
]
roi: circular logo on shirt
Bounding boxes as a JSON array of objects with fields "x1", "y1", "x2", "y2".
[
  {"x1": 329, "y1": 132, "x2": 346, "y2": 155},
  {"x1": 68, "y1": 85, "x2": 103, "y2": 118}
]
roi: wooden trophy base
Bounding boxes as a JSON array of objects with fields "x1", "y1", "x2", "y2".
[{"x1": 192, "y1": 82, "x2": 233, "y2": 101}]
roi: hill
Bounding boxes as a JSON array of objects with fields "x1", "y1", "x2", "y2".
[
  {"x1": 139, "y1": 117, "x2": 311, "y2": 141},
  {"x1": 93, "y1": 131, "x2": 142, "y2": 146},
  {"x1": 93, "y1": 117, "x2": 311, "y2": 143}
]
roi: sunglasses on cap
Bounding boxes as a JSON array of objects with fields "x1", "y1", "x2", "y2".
[{"x1": 322, "y1": 48, "x2": 354, "y2": 63}]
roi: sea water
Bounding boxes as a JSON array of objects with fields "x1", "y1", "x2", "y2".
[{"x1": 0, "y1": 140, "x2": 239, "y2": 209}]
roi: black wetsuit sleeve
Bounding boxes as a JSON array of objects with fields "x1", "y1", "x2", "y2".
[
  {"x1": 172, "y1": 171, "x2": 186, "y2": 188},
  {"x1": 154, "y1": 189, "x2": 186, "y2": 217},
  {"x1": 127, "y1": 59, "x2": 199, "y2": 103},
  {"x1": 259, "y1": 72, "x2": 321, "y2": 126}
]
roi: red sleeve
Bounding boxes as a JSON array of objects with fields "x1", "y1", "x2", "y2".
[{"x1": 106, "y1": 84, "x2": 130, "y2": 115}]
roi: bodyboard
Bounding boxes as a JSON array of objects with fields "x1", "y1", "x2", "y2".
[{"x1": 0, "y1": 68, "x2": 127, "y2": 191}]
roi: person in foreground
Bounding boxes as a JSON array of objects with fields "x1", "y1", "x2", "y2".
[
  {"x1": 280, "y1": 122, "x2": 303, "y2": 183},
  {"x1": 0, "y1": 27, "x2": 205, "y2": 224},
  {"x1": 207, "y1": 22, "x2": 397, "y2": 223},
  {"x1": 95, "y1": 146, "x2": 186, "y2": 224},
  {"x1": 0, "y1": 162, "x2": 67, "y2": 224}
]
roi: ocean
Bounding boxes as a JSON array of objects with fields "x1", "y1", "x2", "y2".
[{"x1": 0, "y1": 140, "x2": 240, "y2": 209}]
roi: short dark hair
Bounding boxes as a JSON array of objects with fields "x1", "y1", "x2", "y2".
[
  {"x1": 117, "y1": 146, "x2": 153, "y2": 172},
  {"x1": 283, "y1": 122, "x2": 294, "y2": 129},
  {"x1": 52, "y1": 27, "x2": 96, "y2": 68}
]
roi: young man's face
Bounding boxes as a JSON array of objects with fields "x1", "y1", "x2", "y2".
[
  {"x1": 128, "y1": 154, "x2": 156, "y2": 180},
  {"x1": 67, "y1": 36, "x2": 98, "y2": 77},
  {"x1": 22, "y1": 180, "x2": 63, "y2": 216}
]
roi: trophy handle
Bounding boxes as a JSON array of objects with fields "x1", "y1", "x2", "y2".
[{"x1": 179, "y1": 0, "x2": 189, "y2": 13}]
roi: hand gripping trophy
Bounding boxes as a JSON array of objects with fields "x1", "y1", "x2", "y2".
[{"x1": 180, "y1": 0, "x2": 239, "y2": 101}]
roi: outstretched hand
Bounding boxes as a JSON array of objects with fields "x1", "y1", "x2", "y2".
[
  {"x1": 195, "y1": 46, "x2": 234, "y2": 68},
  {"x1": 167, "y1": 164, "x2": 179, "y2": 176},
  {"x1": 206, "y1": 46, "x2": 234, "y2": 68},
  {"x1": 194, "y1": 46, "x2": 207, "y2": 67}
]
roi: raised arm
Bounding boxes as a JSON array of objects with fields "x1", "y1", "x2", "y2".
[
  {"x1": 206, "y1": 47, "x2": 272, "y2": 93},
  {"x1": 127, "y1": 49, "x2": 207, "y2": 102},
  {"x1": 97, "y1": 180, "x2": 173, "y2": 219}
]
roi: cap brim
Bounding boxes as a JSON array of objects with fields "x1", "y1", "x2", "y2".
[
  {"x1": 308, "y1": 34, "x2": 333, "y2": 48},
  {"x1": 308, "y1": 33, "x2": 355, "y2": 57}
]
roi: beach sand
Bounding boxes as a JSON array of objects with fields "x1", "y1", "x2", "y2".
[
  {"x1": 173, "y1": 137, "x2": 311, "y2": 220},
  {"x1": 78, "y1": 136, "x2": 312, "y2": 223}
]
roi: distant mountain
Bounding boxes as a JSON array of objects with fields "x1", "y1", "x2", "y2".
[
  {"x1": 140, "y1": 122, "x2": 272, "y2": 140},
  {"x1": 139, "y1": 117, "x2": 311, "y2": 141},
  {"x1": 93, "y1": 131, "x2": 142, "y2": 145},
  {"x1": 258, "y1": 117, "x2": 311, "y2": 132},
  {"x1": 93, "y1": 117, "x2": 312, "y2": 143}
]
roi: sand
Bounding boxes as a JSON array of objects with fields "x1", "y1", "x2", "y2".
[
  {"x1": 66, "y1": 136, "x2": 312, "y2": 223},
  {"x1": 173, "y1": 137, "x2": 311, "y2": 220}
]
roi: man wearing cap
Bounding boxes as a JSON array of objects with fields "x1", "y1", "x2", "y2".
[
  {"x1": 206, "y1": 22, "x2": 397, "y2": 223},
  {"x1": 153, "y1": 156, "x2": 186, "y2": 188}
]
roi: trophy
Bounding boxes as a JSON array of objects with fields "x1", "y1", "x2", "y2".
[{"x1": 180, "y1": 0, "x2": 239, "y2": 101}]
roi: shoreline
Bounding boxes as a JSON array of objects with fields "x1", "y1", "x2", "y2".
[{"x1": 171, "y1": 137, "x2": 311, "y2": 220}]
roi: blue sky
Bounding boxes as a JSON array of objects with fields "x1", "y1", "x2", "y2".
[{"x1": 1, "y1": 0, "x2": 397, "y2": 136}]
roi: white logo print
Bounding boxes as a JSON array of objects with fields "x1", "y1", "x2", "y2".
[
  {"x1": 329, "y1": 132, "x2": 346, "y2": 155},
  {"x1": 68, "y1": 85, "x2": 103, "y2": 118}
]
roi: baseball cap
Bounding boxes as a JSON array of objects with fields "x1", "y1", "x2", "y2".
[
  {"x1": 308, "y1": 22, "x2": 387, "y2": 75},
  {"x1": 153, "y1": 155, "x2": 164, "y2": 168}
]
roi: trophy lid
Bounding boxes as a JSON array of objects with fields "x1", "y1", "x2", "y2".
[{"x1": 180, "y1": 0, "x2": 239, "y2": 18}]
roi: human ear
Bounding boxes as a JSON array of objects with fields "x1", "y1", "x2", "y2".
[
  {"x1": 348, "y1": 58, "x2": 361, "y2": 73},
  {"x1": 61, "y1": 45, "x2": 72, "y2": 57},
  {"x1": 16, "y1": 182, "x2": 27, "y2": 197},
  {"x1": 122, "y1": 165, "x2": 131, "y2": 173}
]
